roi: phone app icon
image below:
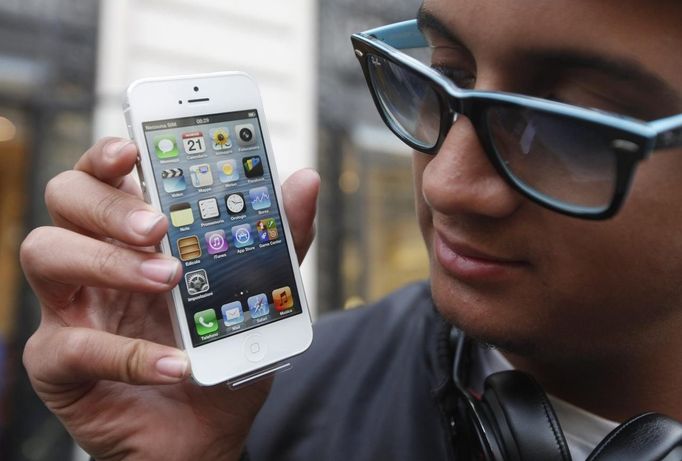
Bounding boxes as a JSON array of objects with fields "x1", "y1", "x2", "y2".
[
  {"x1": 204, "y1": 230, "x2": 228, "y2": 255},
  {"x1": 231, "y1": 224, "x2": 253, "y2": 248},
  {"x1": 248, "y1": 293, "x2": 269, "y2": 318},
  {"x1": 198, "y1": 197, "x2": 220, "y2": 220},
  {"x1": 210, "y1": 127, "x2": 232, "y2": 151},
  {"x1": 185, "y1": 269, "x2": 210, "y2": 296},
  {"x1": 161, "y1": 168, "x2": 186, "y2": 193},
  {"x1": 225, "y1": 193, "x2": 246, "y2": 215},
  {"x1": 153, "y1": 135, "x2": 179, "y2": 159},
  {"x1": 182, "y1": 131, "x2": 206, "y2": 155},
  {"x1": 256, "y1": 218, "x2": 278, "y2": 242},
  {"x1": 272, "y1": 286, "x2": 294, "y2": 311},
  {"x1": 235, "y1": 123, "x2": 256, "y2": 147},
  {"x1": 189, "y1": 163, "x2": 214, "y2": 188},
  {"x1": 217, "y1": 159, "x2": 239, "y2": 183},
  {"x1": 170, "y1": 202, "x2": 194, "y2": 227},
  {"x1": 221, "y1": 301, "x2": 244, "y2": 326},
  {"x1": 249, "y1": 186, "x2": 271, "y2": 211},
  {"x1": 177, "y1": 235, "x2": 201, "y2": 261},
  {"x1": 242, "y1": 155, "x2": 263, "y2": 178},
  {"x1": 194, "y1": 309, "x2": 218, "y2": 336}
]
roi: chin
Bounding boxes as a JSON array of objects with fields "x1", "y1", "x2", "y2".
[{"x1": 429, "y1": 262, "x2": 543, "y2": 358}]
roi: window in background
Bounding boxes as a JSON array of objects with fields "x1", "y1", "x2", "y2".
[
  {"x1": 0, "y1": 1, "x2": 100, "y2": 460},
  {"x1": 317, "y1": 0, "x2": 428, "y2": 313}
]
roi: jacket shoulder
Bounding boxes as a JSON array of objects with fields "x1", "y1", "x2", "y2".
[{"x1": 247, "y1": 281, "x2": 455, "y2": 461}]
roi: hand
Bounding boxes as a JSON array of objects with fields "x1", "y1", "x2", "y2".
[{"x1": 20, "y1": 138, "x2": 320, "y2": 461}]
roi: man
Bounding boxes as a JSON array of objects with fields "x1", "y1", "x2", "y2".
[{"x1": 20, "y1": 1, "x2": 682, "y2": 460}]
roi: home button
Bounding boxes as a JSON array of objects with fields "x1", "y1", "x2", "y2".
[{"x1": 244, "y1": 334, "x2": 267, "y2": 362}]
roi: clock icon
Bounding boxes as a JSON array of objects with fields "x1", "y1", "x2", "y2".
[{"x1": 226, "y1": 193, "x2": 246, "y2": 215}]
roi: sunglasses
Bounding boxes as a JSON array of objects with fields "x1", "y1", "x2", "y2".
[{"x1": 351, "y1": 20, "x2": 682, "y2": 219}]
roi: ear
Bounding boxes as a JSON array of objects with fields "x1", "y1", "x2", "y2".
[{"x1": 586, "y1": 412, "x2": 682, "y2": 461}]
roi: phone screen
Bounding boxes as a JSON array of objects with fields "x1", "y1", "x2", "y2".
[{"x1": 142, "y1": 110, "x2": 303, "y2": 347}]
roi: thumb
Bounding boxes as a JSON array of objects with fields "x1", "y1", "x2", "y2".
[
  {"x1": 24, "y1": 327, "x2": 190, "y2": 392},
  {"x1": 281, "y1": 168, "x2": 320, "y2": 264}
]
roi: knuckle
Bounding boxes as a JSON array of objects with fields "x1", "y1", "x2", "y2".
[
  {"x1": 93, "y1": 191, "x2": 127, "y2": 228},
  {"x1": 123, "y1": 339, "x2": 148, "y2": 382},
  {"x1": 91, "y1": 242, "x2": 123, "y2": 276},
  {"x1": 58, "y1": 330, "x2": 91, "y2": 371},
  {"x1": 22, "y1": 333, "x2": 41, "y2": 376},
  {"x1": 20, "y1": 227, "x2": 54, "y2": 271},
  {"x1": 44, "y1": 170, "x2": 77, "y2": 211}
]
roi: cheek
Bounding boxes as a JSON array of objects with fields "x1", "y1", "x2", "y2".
[{"x1": 413, "y1": 153, "x2": 433, "y2": 244}]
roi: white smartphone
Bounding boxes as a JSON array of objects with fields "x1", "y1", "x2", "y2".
[{"x1": 124, "y1": 72, "x2": 313, "y2": 386}]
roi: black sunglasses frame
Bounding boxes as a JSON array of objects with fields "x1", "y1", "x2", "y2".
[{"x1": 350, "y1": 32, "x2": 653, "y2": 220}]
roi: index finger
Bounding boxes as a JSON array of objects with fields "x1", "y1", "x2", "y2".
[{"x1": 74, "y1": 137, "x2": 139, "y2": 188}]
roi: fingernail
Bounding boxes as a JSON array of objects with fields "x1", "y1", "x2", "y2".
[
  {"x1": 156, "y1": 355, "x2": 189, "y2": 379},
  {"x1": 105, "y1": 140, "x2": 133, "y2": 158},
  {"x1": 140, "y1": 258, "x2": 180, "y2": 284},
  {"x1": 129, "y1": 210, "x2": 164, "y2": 235}
]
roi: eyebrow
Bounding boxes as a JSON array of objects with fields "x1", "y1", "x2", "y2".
[{"x1": 416, "y1": 6, "x2": 681, "y2": 107}]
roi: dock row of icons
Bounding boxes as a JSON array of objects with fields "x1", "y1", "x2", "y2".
[
  {"x1": 170, "y1": 189, "x2": 271, "y2": 227},
  {"x1": 161, "y1": 156, "x2": 263, "y2": 193},
  {"x1": 154, "y1": 124, "x2": 257, "y2": 159},
  {"x1": 193, "y1": 286, "x2": 294, "y2": 336},
  {"x1": 177, "y1": 218, "x2": 279, "y2": 261}
]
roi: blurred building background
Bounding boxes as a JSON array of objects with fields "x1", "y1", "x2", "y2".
[{"x1": 0, "y1": 0, "x2": 426, "y2": 459}]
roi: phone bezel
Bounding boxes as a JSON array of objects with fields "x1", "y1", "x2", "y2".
[{"x1": 126, "y1": 72, "x2": 313, "y2": 386}]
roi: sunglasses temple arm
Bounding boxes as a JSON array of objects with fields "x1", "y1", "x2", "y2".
[
  {"x1": 651, "y1": 114, "x2": 682, "y2": 150},
  {"x1": 363, "y1": 20, "x2": 428, "y2": 49}
]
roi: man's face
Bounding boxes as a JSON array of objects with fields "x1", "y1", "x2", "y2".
[{"x1": 416, "y1": 0, "x2": 682, "y2": 360}]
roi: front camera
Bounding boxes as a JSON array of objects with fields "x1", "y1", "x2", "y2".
[
  {"x1": 193, "y1": 86, "x2": 199, "y2": 92},
  {"x1": 178, "y1": 100, "x2": 183, "y2": 104}
]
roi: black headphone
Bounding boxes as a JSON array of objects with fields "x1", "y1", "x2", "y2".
[{"x1": 449, "y1": 329, "x2": 682, "y2": 461}]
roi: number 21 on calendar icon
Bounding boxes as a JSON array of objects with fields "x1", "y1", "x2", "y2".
[{"x1": 182, "y1": 131, "x2": 206, "y2": 155}]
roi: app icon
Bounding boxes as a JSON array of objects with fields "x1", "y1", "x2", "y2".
[
  {"x1": 235, "y1": 123, "x2": 256, "y2": 147},
  {"x1": 169, "y1": 202, "x2": 194, "y2": 227},
  {"x1": 272, "y1": 286, "x2": 294, "y2": 311},
  {"x1": 225, "y1": 193, "x2": 246, "y2": 215},
  {"x1": 189, "y1": 163, "x2": 214, "y2": 188},
  {"x1": 231, "y1": 224, "x2": 253, "y2": 248},
  {"x1": 242, "y1": 155, "x2": 264, "y2": 178},
  {"x1": 198, "y1": 197, "x2": 220, "y2": 220},
  {"x1": 217, "y1": 159, "x2": 239, "y2": 183},
  {"x1": 256, "y1": 218, "x2": 278, "y2": 242},
  {"x1": 177, "y1": 235, "x2": 201, "y2": 261},
  {"x1": 249, "y1": 186, "x2": 271, "y2": 211},
  {"x1": 185, "y1": 269, "x2": 210, "y2": 296},
  {"x1": 221, "y1": 301, "x2": 244, "y2": 326},
  {"x1": 210, "y1": 127, "x2": 231, "y2": 151},
  {"x1": 205, "y1": 230, "x2": 228, "y2": 255},
  {"x1": 161, "y1": 168, "x2": 186, "y2": 193},
  {"x1": 194, "y1": 309, "x2": 218, "y2": 336},
  {"x1": 153, "y1": 135, "x2": 179, "y2": 159},
  {"x1": 248, "y1": 293, "x2": 269, "y2": 318},
  {"x1": 182, "y1": 131, "x2": 206, "y2": 155}
]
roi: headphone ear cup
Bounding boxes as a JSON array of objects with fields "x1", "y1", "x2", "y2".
[
  {"x1": 482, "y1": 370, "x2": 572, "y2": 461},
  {"x1": 586, "y1": 412, "x2": 682, "y2": 461}
]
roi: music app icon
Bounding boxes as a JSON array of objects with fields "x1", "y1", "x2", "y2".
[
  {"x1": 204, "y1": 230, "x2": 228, "y2": 255},
  {"x1": 272, "y1": 286, "x2": 294, "y2": 311}
]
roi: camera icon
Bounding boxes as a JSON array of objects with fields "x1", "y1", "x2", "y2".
[{"x1": 235, "y1": 123, "x2": 256, "y2": 146}]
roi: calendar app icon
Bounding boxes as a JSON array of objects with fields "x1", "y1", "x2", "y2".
[{"x1": 182, "y1": 131, "x2": 206, "y2": 155}]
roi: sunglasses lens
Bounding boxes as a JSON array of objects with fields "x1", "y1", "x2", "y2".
[
  {"x1": 486, "y1": 106, "x2": 618, "y2": 211},
  {"x1": 367, "y1": 54, "x2": 441, "y2": 150}
]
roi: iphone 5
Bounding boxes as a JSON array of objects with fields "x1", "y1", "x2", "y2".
[{"x1": 124, "y1": 72, "x2": 313, "y2": 386}]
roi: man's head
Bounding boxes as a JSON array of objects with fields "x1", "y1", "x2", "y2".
[{"x1": 407, "y1": 0, "x2": 682, "y2": 362}]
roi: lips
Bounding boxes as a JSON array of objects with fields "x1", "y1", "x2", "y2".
[{"x1": 433, "y1": 230, "x2": 528, "y2": 281}]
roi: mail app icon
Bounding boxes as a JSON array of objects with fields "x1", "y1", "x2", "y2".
[{"x1": 221, "y1": 301, "x2": 244, "y2": 327}]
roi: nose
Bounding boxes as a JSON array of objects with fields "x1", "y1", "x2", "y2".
[{"x1": 420, "y1": 115, "x2": 523, "y2": 219}]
